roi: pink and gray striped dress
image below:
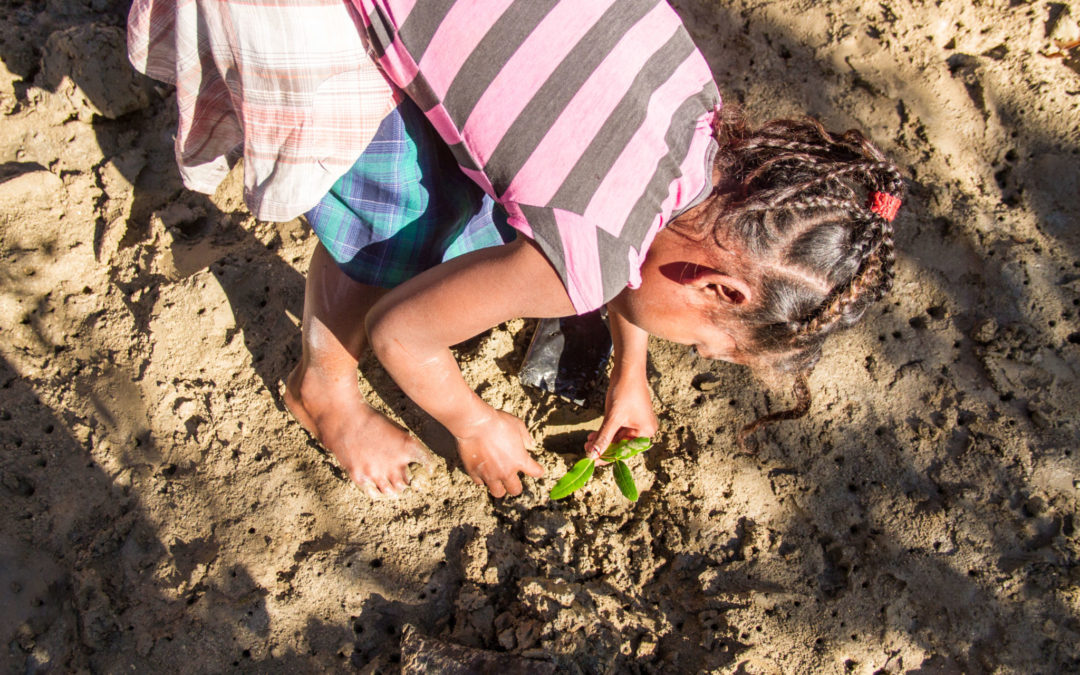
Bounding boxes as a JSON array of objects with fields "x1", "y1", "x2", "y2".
[{"x1": 353, "y1": 0, "x2": 721, "y2": 313}]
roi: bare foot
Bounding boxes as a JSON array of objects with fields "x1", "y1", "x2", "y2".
[{"x1": 285, "y1": 362, "x2": 431, "y2": 498}]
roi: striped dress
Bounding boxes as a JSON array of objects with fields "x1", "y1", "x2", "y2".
[{"x1": 353, "y1": 0, "x2": 721, "y2": 313}]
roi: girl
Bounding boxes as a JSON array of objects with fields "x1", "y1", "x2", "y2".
[{"x1": 129, "y1": 0, "x2": 903, "y2": 499}]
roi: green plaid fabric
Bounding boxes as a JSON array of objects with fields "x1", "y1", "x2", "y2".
[{"x1": 305, "y1": 98, "x2": 514, "y2": 288}]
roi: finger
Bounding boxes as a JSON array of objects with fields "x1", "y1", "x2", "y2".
[
  {"x1": 523, "y1": 457, "x2": 545, "y2": 478},
  {"x1": 487, "y1": 480, "x2": 507, "y2": 499},
  {"x1": 503, "y1": 475, "x2": 523, "y2": 497},
  {"x1": 588, "y1": 421, "x2": 620, "y2": 458},
  {"x1": 519, "y1": 426, "x2": 536, "y2": 450}
]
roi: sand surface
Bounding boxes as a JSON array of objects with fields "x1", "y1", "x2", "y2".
[{"x1": 2, "y1": 0, "x2": 1079, "y2": 672}]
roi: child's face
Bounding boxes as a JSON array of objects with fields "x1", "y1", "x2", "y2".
[{"x1": 611, "y1": 229, "x2": 750, "y2": 364}]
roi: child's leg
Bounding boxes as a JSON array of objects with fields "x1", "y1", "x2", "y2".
[{"x1": 284, "y1": 242, "x2": 430, "y2": 498}]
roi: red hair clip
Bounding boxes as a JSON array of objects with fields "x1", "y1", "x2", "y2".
[{"x1": 868, "y1": 191, "x2": 901, "y2": 222}]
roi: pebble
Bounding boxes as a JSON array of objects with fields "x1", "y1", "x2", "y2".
[{"x1": 972, "y1": 318, "x2": 998, "y2": 344}]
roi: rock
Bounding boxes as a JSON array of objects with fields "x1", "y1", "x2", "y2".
[
  {"x1": 972, "y1": 318, "x2": 998, "y2": 344},
  {"x1": 1046, "y1": 4, "x2": 1080, "y2": 44},
  {"x1": 39, "y1": 24, "x2": 157, "y2": 119},
  {"x1": 692, "y1": 373, "x2": 723, "y2": 392},
  {"x1": 399, "y1": 625, "x2": 556, "y2": 675},
  {"x1": 0, "y1": 169, "x2": 65, "y2": 224}
]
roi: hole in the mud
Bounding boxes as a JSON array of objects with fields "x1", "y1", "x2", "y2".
[
  {"x1": 248, "y1": 527, "x2": 256, "y2": 534},
  {"x1": 891, "y1": 331, "x2": 902, "y2": 339},
  {"x1": 442, "y1": 498, "x2": 450, "y2": 506},
  {"x1": 44, "y1": 424, "x2": 53, "y2": 434},
  {"x1": 419, "y1": 592, "x2": 426, "y2": 600},
  {"x1": 909, "y1": 316, "x2": 928, "y2": 330},
  {"x1": 242, "y1": 650, "x2": 251, "y2": 658},
  {"x1": 369, "y1": 558, "x2": 382, "y2": 568},
  {"x1": 999, "y1": 392, "x2": 1014, "y2": 402},
  {"x1": 1067, "y1": 332, "x2": 1080, "y2": 344}
]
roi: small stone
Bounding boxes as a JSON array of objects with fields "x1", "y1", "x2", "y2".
[
  {"x1": 636, "y1": 637, "x2": 657, "y2": 658},
  {"x1": 972, "y1": 318, "x2": 998, "y2": 344},
  {"x1": 692, "y1": 374, "x2": 722, "y2": 392},
  {"x1": 497, "y1": 627, "x2": 515, "y2": 650}
]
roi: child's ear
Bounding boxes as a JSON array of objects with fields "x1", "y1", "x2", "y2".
[
  {"x1": 658, "y1": 262, "x2": 753, "y2": 305},
  {"x1": 682, "y1": 264, "x2": 752, "y2": 306}
]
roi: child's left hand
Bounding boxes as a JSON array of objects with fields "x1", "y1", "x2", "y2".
[{"x1": 455, "y1": 408, "x2": 545, "y2": 498}]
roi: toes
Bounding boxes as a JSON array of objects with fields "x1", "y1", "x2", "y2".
[{"x1": 374, "y1": 478, "x2": 400, "y2": 497}]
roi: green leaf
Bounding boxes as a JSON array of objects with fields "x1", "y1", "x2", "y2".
[
  {"x1": 599, "y1": 438, "x2": 627, "y2": 462},
  {"x1": 550, "y1": 458, "x2": 596, "y2": 500},
  {"x1": 618, "y1": 436, "x2": 653, "y2": 460},
  {"x1": 612, "y1": 460, "x2": 638, "y2": 501},
  {"x1": 598, "y1": 436, "x2": 653, "y2": 462}
]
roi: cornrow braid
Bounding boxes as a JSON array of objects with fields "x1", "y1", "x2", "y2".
[{"x1": 678, "y1": 108, "x2": 904, "y2": 449}]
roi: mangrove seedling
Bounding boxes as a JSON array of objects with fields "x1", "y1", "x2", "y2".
[{"x1": 549, "y1": 437, "x2": 652, "y2": 501}]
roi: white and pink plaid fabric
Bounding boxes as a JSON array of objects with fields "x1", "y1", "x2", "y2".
[{"x1": 128, "y1": 0, "x2": 397, "y2": 221}]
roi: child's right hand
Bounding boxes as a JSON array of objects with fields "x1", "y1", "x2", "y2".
[{"x1": 454, "y1": 408, "x2": 545, "y2": 498}]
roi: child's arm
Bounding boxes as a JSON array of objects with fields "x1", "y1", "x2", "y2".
[
  {"x1": 584, "y1": 306, "x2": 659, "y2": 458},
  {"x1": 365, "y1": 237, "x2": 576, "y2": 498}
]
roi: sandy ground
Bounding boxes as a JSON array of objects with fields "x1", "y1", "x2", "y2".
[{"x1": 2, "y1": 0, "x2": 1079, "y2": 672}]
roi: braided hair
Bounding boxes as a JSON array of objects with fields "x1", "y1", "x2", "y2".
[{"x1": 672, "y1": 109, "x2": 904, "y2": 450}]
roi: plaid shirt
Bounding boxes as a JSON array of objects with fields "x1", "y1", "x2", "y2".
[{"x1": 127, "y1": 0, "x2": 396, "y2": 221}]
